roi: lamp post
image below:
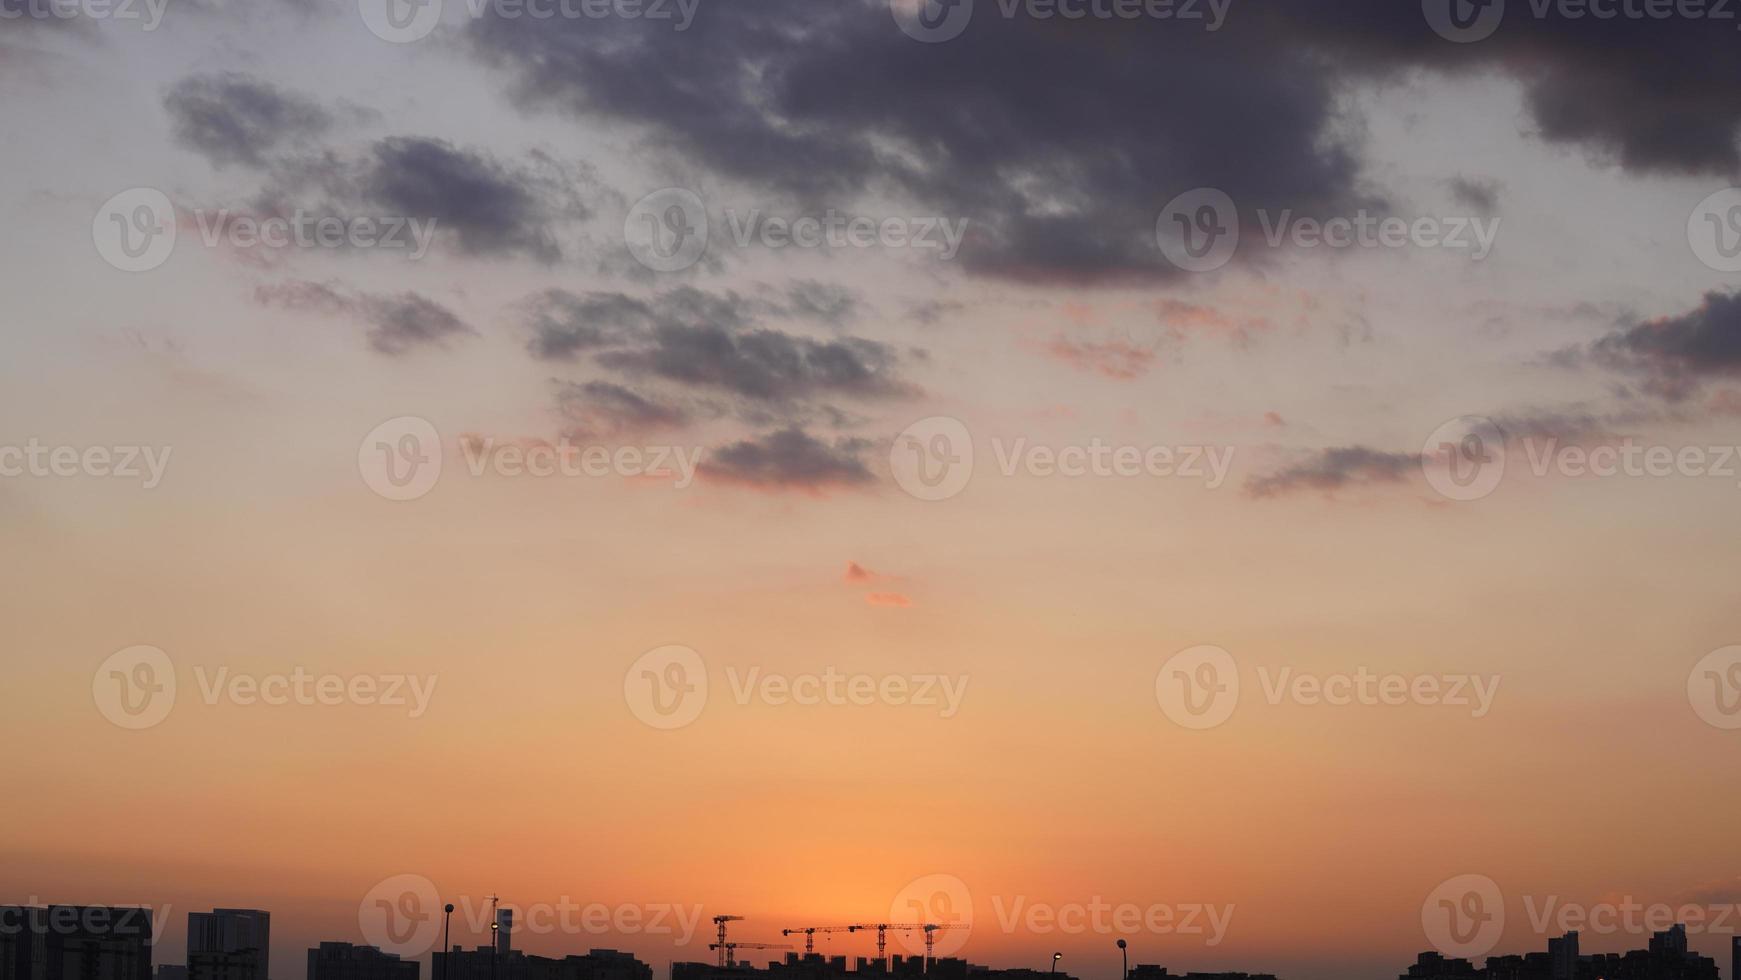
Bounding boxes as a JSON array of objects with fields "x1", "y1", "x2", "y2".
[
  {"x1": 490, "y1": 922, "x2": 499, "y2": 980},
  {"x1": 441, "y1": 905, "x2": 454, "y2": 980},
  {"x1": 1117, "y1": 940, "x2": 1127, "y2": 980},
  {"x1": 1050, "y1": 953, "x2": 1061, "y2": 977}
]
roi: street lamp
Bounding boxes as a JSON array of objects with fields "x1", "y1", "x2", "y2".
[
  {"x1": 440, "y1": 905, "x2": 454, "y2": 980},
  {"x1": 490, "y1": 921, "x2": 499, "y2": 980},
  {"x1": 1117, "y1": 940, "x2": 1127, "y2": 980},
  {"x1": 1050, "y1": 953, "x2": 1062, "y2": 976}
]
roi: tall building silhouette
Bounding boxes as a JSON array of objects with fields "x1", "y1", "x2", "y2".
[
  {"x1": 0, "y1": 906, "x2": 154, "y2": 980},
  {"x1": 1729, "y1": 937, "x2": 1738, "y2": 980},
  {"x1": 1549, "y1": 932, "x2": 1579, "y2": 980},
  {"x1": 188, "y1": 910, "x2": 270, "y2": 980}
]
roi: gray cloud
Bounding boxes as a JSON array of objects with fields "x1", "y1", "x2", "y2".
[
  {"x1": 699, "y1": 427, "x2": 876, "y2": 492},
  {"x1": 464, "y1": 0, "x2": 1368, "y2": 282},
  {"x1": 459, "y1": 0, "x2": 1741, "y2": 285},
  {"x1": 1593, "y1": 290, "x2": 1741, "y2": 398},
  {"x1": 1447, "y1": 175, "x2": 1501, "y2": 216},
  {"x1": 554, "y1": 380, "x2": 691, "y2": 438},
  {"x1": 520, "y1": 286, "x2": 916, "y2": 405},
  {"x1": 1247, "y1": 446, "x2": 1419, "y2": 498},
  {"x1": 254, "y1": 280, "x2": 472, "y2": 355},
  {"x1": 164, "y1": 72, "x2": 334, "y2": 169}
]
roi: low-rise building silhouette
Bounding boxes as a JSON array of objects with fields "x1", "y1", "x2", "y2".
[
  {"x1": 305, "y1": 944, "x2": 417, "y2": 980},
  {"x1": 1128, "y1": 964, "x2": 1279, "y2": 980},
  {"x1": 433, "y1": 946, "x2": 650, "y2": 980}
]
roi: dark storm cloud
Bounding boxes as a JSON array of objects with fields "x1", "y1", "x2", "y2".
[
  {"x1": 598, "y1": 323, "x2": 910, "y2": 402},
  {"x1": 461, "y1": 0, "x2": 1741, "y2": 283},
  {"x1": 254, "y1": 280, "x2": 473, "y2": 355},
  {"x1": 1246, "y1": 446, "x2": 1419, "y2": 498},
  {"x1": 520, "y1": 287, "x2": 916, "y2": 404},
  {"x1": 162, "y1": 73, "x2": 609, "y2": 263},
  {"x1": 164, "y1": 73, "x2": 334, "y2": 169},
  {"x1": 353, "y1": 137, "x2": 575, "y2": 262},
  {"x1": 464, "y1": 0, "x2": 1367, "y2": 282},
  {"x1": 699, "y1": 427, "x2": 877, "y2": 491},
  {"x1": 1268, "y1": 0, "x2": 1741, "y2": 176},
  {"x1": 1594, "y1": 290, "x2": 1741, "y2": 392}
]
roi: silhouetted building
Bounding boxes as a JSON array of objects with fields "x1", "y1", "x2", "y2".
[
  {"x1": 1401, "y1": 952, "x2": 1480, "y2": 980},
  {"x1": 672, "y1": 954, "x2": 1087, "y2": 980},
  {"x1": 156, "y1": 967, "x2": 189, "y2": 980},
  {"x1": 1730, "y1": 936, "x2": 1738, "y2": 980},
  {"x1": 0, "y1": 906, "x2": 154, "y2": 980},
  {"x1": 1402, "y1": 926, "x2": 1719, "y2": 980},
  {"x1": 306, "y1": 944, "x2": 416, "y2": 980},
  {"x1": 435, "y1": 946, "x2": 649, "y2": 980},
  {"x1": 1550, "y1": 933, "x2": 1579, "y2": 980},
  {"x1": 1127, "y1": 966, "x2": 1277, "y2": 980},
  {"x1": 188, "y1": 911, "x2": 269, "y2": 980},
  {"x1": 495, "y1": 915, "x2": 513, "y2": 961},
  {"x1": 1652, "y1": 928, "x2": 1690, "y2": 959}
]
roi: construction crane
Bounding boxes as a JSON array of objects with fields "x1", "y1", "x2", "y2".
[
  {"x1": 780, "y1": 926, "x2": 866, "y2": 955},
  {"x1": 868, "y1": 924, "x2": 964, "y2": 967},
  {"x1": 712, "y1": 917, "x2": 745, "y2": 967},
  {"x1": 707, "y1": 943, "x2": 792, "y2": 969}
]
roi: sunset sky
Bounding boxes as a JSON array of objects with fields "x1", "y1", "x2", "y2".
[{"x1": 4, "y1": 3, "x2": 1741, "y2": 980}]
